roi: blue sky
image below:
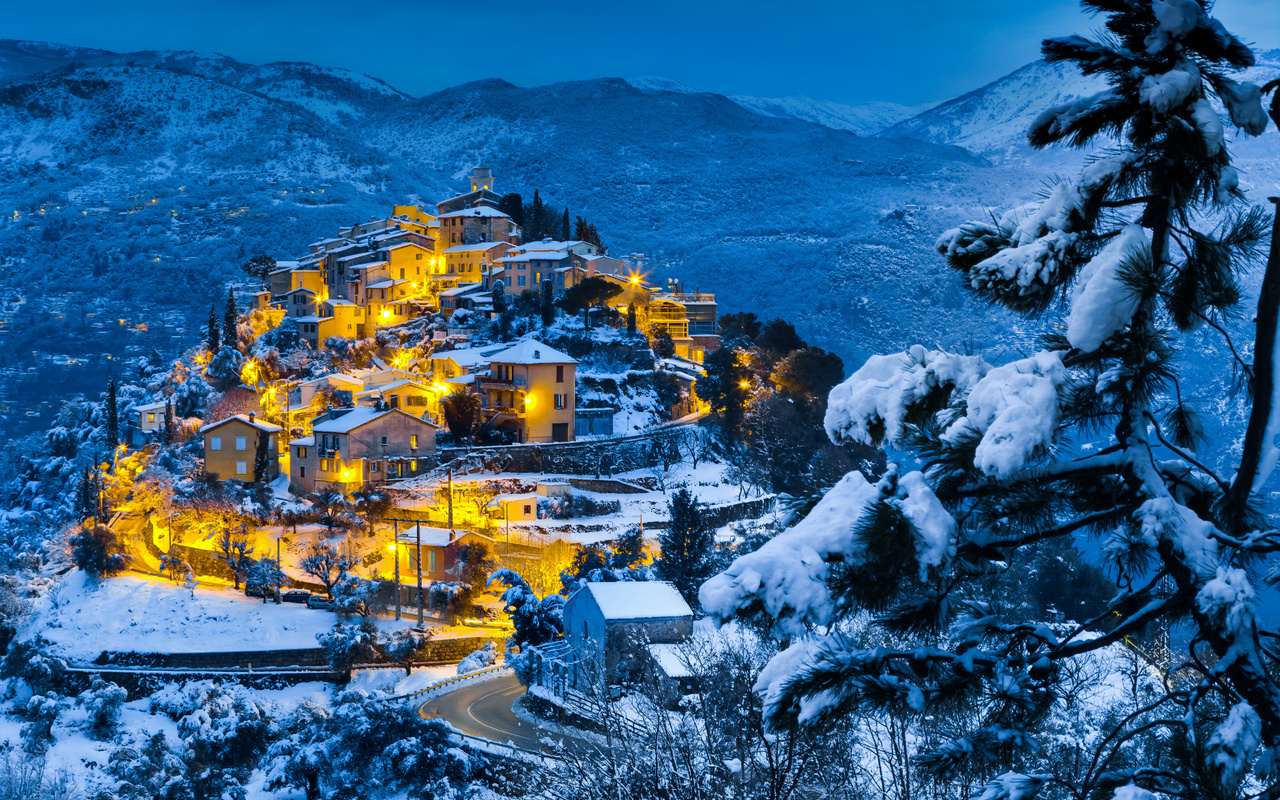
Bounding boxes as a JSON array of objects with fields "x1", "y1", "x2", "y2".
[{"x1": 7, "y1": 0, "x2": 1278, "y2": 106}]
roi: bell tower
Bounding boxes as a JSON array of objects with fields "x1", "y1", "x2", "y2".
[{"x1": 469, "y1": 166, "x2": 494, "y2": 193}]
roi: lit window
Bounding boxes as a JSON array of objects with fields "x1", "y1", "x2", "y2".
[
  {"x1": 210, "y1": 436, "x2": 222, "y2": 451},
  {"x1": 298, "y1": 447, "x2": 307, "y2": 458},
  {"x1": 236, "y1": 461, "x2": 247, "y2": 475},
  {"x1": 147, "y1": 412, "x2": 156, "y2": 423},
  {"x1": 410, "y1": 435, "x2": 418, "y2": 449},
  {"x1": 235, "y1": 436, "x2": 247, "y2": 451}
]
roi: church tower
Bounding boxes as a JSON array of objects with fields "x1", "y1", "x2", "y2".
[{"x1": 470, "y1": 166, "x2": 494, "y2": 193}]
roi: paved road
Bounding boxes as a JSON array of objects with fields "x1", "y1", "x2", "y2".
[{"x1": 419, "y1": 674, "x2": 566, "y2": 754}]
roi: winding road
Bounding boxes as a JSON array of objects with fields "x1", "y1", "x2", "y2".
[{"x1": 419, "y1": 674, "x2": 554, "y2": 753}]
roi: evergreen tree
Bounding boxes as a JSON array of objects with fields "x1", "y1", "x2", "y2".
[
  {"x1": 441, "y1": 393, "x2": 480, "y2": 441},
  {"x1": 527, "y1": 190, "x2": 545, "y2": 241},
  {"x1": 491, "y1": 282, "x2": 508, "y2": 314},
  {"x1": 627, "y1": 302, "x2": 637, "y2": 335},
  {"x1": 70, "y1": 525, "x2": 128, "y2": 578},
  {"x1": 651, "y1": 328, "x2": 676, "y2": 360},
  {"x1": 241, "y1": 254, "x2": 276, "y2": 285},
  {"x1": 573, "y1": 216, "x2": 590, "y2": 242},
  {"x1": 222, "y1": 288, "x2": 238, "y2": 352},
  {"x1": 704, "y1": 4, "x2": 1280, "y2": 794},
  {"x1": 541, "y1": 278, "x2": 555, "y2": 326},
  {"x1": 76, "y1": 467, "x2": 97, "y2": 523},
  {"x1": 499, "y1": 192, "x2": 524, "y2": 228},
  {"x1": 612, "y1": 526, "x2": 645, "y2": 569},
  {"x1": 207, "y1": 303, "x2": 220, "y2": 356},
  {"x1": 561, "y1": 208, "x2": 571, "y2": 241},
  {"x1": 694, "y1": 347, "x2": 747, "y2": 443},
  {"x1": 656, "y1": 489, "x2": 713, "y2": 607},
  {"x1": 161, "y1": 400, "x2": 174, "y2": 445},
  {"x1": 104, "y1": 378, "x2": 118, "y2": 448},
  {"x1": 756, "y1": 317, "x2": 806, "y2": 356},
  {"x1": 252, "y1": 430, "x2": 271, "y2": 483}
]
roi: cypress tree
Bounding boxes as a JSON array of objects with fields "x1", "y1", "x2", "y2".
[
  {"x1": 573, "y1": 216, "x2": 589, "y2": 242},
  {"x1": 540, "y1": 279, "x2": 555, "y2": 327},
  {"x1": 222, "y1": 288, "x2": 238, "y2": 351},
  {"x1": 627, "y1": 302, "x2": 637, "y2": 335},
  {"x1": 528, "y1": 191, "x2": 544, "y2": 241},
  {"x1": 561, "y1": 208, "x2": 571, "y2": 241},
  {"x1": 207, "y1": 303, "x2": 220, "y2": 355},
  {"x1": 253, "y1": 429, "x2": 271, "y2": 483},
  {"x1": 104, "y1": 379, "x2": 119, "y2": 448},
  {"x1": 656, "y1": 489, "x2": 713, "y2": 607},
  {"x1": 162, "y1": 400, "x2": 174, "y2": 445}
]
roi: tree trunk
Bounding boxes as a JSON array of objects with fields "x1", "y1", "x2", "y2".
[{"x1": 1228, "y1": 197, "x2": 1280, "y2": 517}]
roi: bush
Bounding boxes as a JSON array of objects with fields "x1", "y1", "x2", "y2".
[
  {"x1": 456, "y1": 643, "x2": 498, "y2": 675},
  {"x1": 79, "y1": 675, "x2": 126, "y2": 739},
  {"x1": 69, "y1": 525, "x2": 128, "y2": 578},
  {"x1": 317, "y1": 621, "x2": 379, "y2": 680},
  {"x1": 539, "y1": 493, "x2": 621, "y2": 520}
]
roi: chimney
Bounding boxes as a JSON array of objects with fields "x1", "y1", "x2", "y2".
[
  {"x1": 248, "y1": 412, "x2": 255, "y2": 424},
  {"x1": 448, "y1": 530, "x2": 455, "y2": 543}
]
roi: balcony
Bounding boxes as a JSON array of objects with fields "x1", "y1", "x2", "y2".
[
  {"x1": 654, "y1": 292, "x2": 714, "y2": 303},
  {"x1": 479, "y1": 375, "x2": 527, "y2": 390}
]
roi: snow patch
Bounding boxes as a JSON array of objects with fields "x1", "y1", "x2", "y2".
[{"x1": 1066, "y1": 224, "x2": 1147, "y2": 352}]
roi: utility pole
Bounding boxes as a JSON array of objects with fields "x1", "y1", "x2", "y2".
[
  {"x1": 276, "y1": 535, "x2": 282, "y2": 605},
  {"x1": 446, "y1": 468, "x2": 453, "y2": 530},
  {"x1": 392, "y1": 519, "x2": 401, "y2": 621},
  {"x1": 415, "y1": 522, "x2": 424, "y2": 630}
]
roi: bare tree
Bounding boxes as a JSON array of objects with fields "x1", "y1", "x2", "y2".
[
  {"x1": 214, "y1": 525, "x2": 254, "y2": 589},
  {"x1": 299, "y1": 542, "x2": 355, "y2": 597}
]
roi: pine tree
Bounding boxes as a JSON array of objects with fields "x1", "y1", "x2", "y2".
[
  {"x1": 207, "y1": 303, "x2": 220, "y2": 356},
  {"x1": 499, "y1": 193, "x2": 524, "y2": 228},
  {"x1": 627, "y1": 302, "x2": 637, "y2": 335},
  {"x1": 491, "y1": 282, "x2": 508, "y2": 314},
  {"x1": 541, "y1": 278, "x2": 555, "y2": 327},
  {"x1": 703, "y1": 4, "x2": 1280, "y2": 793},
  {"x1": 694, "y1": 347, "x2": 747, "y2": 444},
  {"x1": 561, "y1": 208, "x2": 571, "y2": 241},
  {"x1": 656, "y1": 489, "x2": 713, "y2": 607},
  {"x1": 222, "y1": 288, "x2": 238, "y2": 352},
  {"x1": 573, "y1": 216, "x2": 590, "y2": 242},
  {"x1": 104, "y1": 379, "x2": 118, "y2": 448},
  {"x1": 76, "y1": 467, "x2": 97, "y2": 523}
]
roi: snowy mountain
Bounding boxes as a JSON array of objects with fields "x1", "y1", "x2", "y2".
[
  {"x1": 625, "y1": 76, "x2": 926, "y2": 136},
  {"x1": 728, "y1": 95, "x2": 926, "y2": 137}
]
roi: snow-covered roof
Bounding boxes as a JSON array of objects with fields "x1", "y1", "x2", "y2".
[
  {"x1": 338, "y1": 251, "x2": 376, "y2": 263},
  {"x1": 397, "y1": 526, "x2": 494, "y2": 548},
  {"x1": 355, "y1": 379, "x2": 428, "y2": 396},
  {"x1": 446, "y1": 374, "x2": 478, "y2": 385},
  {"x1": 310, "y1": 406, "x2": 396, "y2": 433},
  {"x1": 429, "y1": 344, "x2": 505, "y2": 368},
  {"x1": 284, "y1": 287, "x2": 316, "y2": 296},
  {"x1": 488, "y1": 339, "x2": 578, "y2": 365},
  {"x1": 299, "y1": 373, "x2": 362, "y2": 388},
  {"x1": 647, "y1": 643, "x2": 693, "y2": 679},
  {"x1": 439, "y1": 283, "x2": 482, "y2": 297},
  {"x1": 199, "y1": 414, "x2": 283, "y2": 435},
  {"x1": 134, "y1": 400, "x2": 170, "y2": 412},
  {"x1": 496, "y1": 250, "x2": 571, "y2": 264},
  {"x1": 438, "y1": 206, "x2": 510, "y2": 219},
  {"x1": 366, "y1": 278, "x2": 412, "y2": 290},
  {"x1": 443, "y1": 241, "x2": 510, "y2": 253},
  {"x1": 578, "y1": 582, "x2": 692, "y2": 621},
  {"x1": 325, "y1": 299, "x2": 358, "y2": 307},
  {"x1": 289, "y1": 436, "x2": 315, "y2": 446},
  {"x1": 491, "y1": 492, "x2": 539, "y2": 504}
]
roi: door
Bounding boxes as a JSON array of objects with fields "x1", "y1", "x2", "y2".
[{"x1": 551, "y1": 423, "x2": 569, "y2": 442}]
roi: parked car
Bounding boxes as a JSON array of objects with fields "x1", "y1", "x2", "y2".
[
  {"x1": 245, "y1": 583, "x2": 279, "y2": 600},
  {"x1": 306, "y1": 595, "x2": 334, "y2": 610},
  {"x1": 281, "y1": 590, "x2": 311, "y2": 604}
]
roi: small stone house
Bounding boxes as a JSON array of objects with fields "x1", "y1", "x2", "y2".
[
  {"x1": 561, "y1": 582, "x2": 693, "y2": 690},
  {"x1": 393, "y1": 526, "x2": 495, "y2": 582}
]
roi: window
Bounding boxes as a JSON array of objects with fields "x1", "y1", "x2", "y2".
[
  {"x1": 210, "y1": 436, "x2": 222, "y2": 451},
  {"x1": 416, "y1": 253, "x2": 422, "y2": 260},
  {"x1": 298, "y1": 446, "x2": 307, "y2": 458},
  {"x1": 410, "y1": 435, "x2": 419, "y2": 449},
  {"x1": 147, "y1": 412, "x2": 156, "y2": 423},
  {"x1": 236, "y1": 461, "x2": 247, "y2": 475},
  {"x1": 321, "y1": 459, "x2": 331, "y2": 472},
  {"x1": 410, "y1": 460, "x2": 418, "y2": 471},
  {"x1": 518, "y1": 275, "x2": 526, "y2": 287},
  {"x1": 400, "y1": 268, "x2": 405, "y2": 279},
  {"x1": 556, "y1": 365, "x2": 564, "y2": 383},
  {"x1": 300, "y1": 466, "x2": 306, "y2": 477},
  {"x1": 523, "y1": 504, "x2": 532, "y2": 515},
  {"x1": 381, "y1": 436, "x2": 388, "y2": 446},
  {"x1": 371, "y1": 461, "x2": 380, "y2": 474},
  {"x1": 235, "y1": 436, "x2": 247, "y2": 451},
  {"x1": 555, "y1": 393, "x2": 566, "y2": 410},
  {"x1": 428, "y1": 550, "x2": 436, "y2": 573}
]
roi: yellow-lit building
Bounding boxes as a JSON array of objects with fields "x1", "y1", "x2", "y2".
[
  {"x1": 200, "y1": 413, "x2": 283, "y2": 483},
  {"x1": 478, "y1": 339, "x2": 577, "y2": 443},
  {"x1": 288, "y1": 406, "x2": 437, "y2": 494}
]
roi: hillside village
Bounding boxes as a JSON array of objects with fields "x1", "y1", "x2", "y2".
[{"x1": 0, "y1": 164, "x2": 884, "y2": 797}]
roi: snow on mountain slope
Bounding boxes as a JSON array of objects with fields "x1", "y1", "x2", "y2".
[
  {"x1": 729, "y1": 95, "x2": 926, "y2": 136},
  {"x1": 0, "y1": 40, "x2": 410, "y2": 124},
  {"x1": 626, "y1": 76, "x2": 927, "y2": 136},
  {"x1": 884, "y1": 49, "x2": 1280, "y2": 160}
]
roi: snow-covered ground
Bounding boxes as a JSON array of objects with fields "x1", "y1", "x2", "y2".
[{"x1": 24, "y1": 571, "x2": 423, "y2": 660}]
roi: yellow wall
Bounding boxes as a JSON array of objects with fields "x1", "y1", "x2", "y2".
[{"x1": 204, "y1": 419, "x2": 280, "y2": 481}]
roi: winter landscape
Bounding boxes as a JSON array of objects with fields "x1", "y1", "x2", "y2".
[{"x1": 0, "y1": 0, "x2": 1278, "y2": 798}]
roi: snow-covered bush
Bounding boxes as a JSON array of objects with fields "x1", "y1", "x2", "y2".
[
  {"x1": 78, "y1": 675, "x2": 126, "y2": 739},
  {"x1": 316, "y1": 621, "x2": 379, "y2": 680},
  {"x1": 18, "y1": 694, "x2": 64, "y2": 755},
  {"x1": 1, "y1": 638, "x2": 66, "y2": 696},
  {"x1": 456, "y1": 642, "x2": 498, "y2": 675},
  {"x1": 265, "y1": 692, "x2": 485, "y2": 800}
]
